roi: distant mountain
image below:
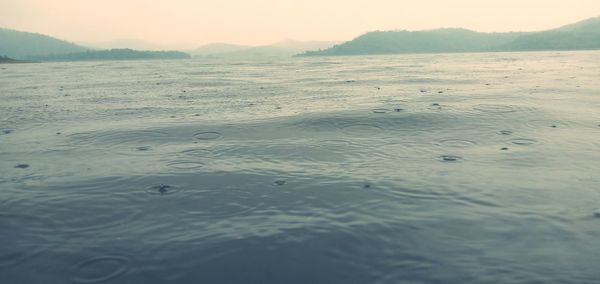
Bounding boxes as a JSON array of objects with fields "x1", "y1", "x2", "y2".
[
  {"x1": 79, "y1": 39, "x2": 197, "y2": 51},
  {"x1": 301, "y1": 16, "x2": 600, "y2": 56},
  {"x1": 270, "y1": 39, "x2": 341, "y2": 51},
  {"x1": 0, "y1": 28, "x2": 87, "y2": 59},
  {"x1": 28, "y1": 49, "x2": 190, "y2": 62},
  {"x1": 192, "y1": 40, "x2": 339, "y2": 59},
  {"x1": 192, "y1": 43, "x2": 250, "y2": 56}
]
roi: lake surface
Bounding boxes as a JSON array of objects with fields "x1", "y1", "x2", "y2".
[{"x1": 1, "y1": 51, "x2": 600, "y2": 283}]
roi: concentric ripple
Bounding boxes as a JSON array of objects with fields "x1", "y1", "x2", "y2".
[
  {"x1": 436, "y1": 138, "x2": 478, "y2": 148},
  {"x1": 474, "y1": 104, "x2": 523, "y2": 114},
  {"x1": 372, "y1": 108, "x2": 391, "y2": 114},
  {"x1": 73, "y1": 130, "x2": 171, "y2": 148},
  {"x1": 30, "y1": 180, "x2": 145, "y2": 233},
  {"x1": 180, "y1": 148, "x2": 213, "y2": 157},
  {"x1": 0, "y1": 214, "x2": 58, "y2": 269},
  {"x1": 71, "y1": 255, "x2": 131, "y2": 283},
  {"x1": 510, "y1": 138, "x2": 538, "y2": 146},
  {"x1": 340, "y1": 124, "x2": 385, "y2": 137},
  {"x1": 193, "y1": 131, "x2": 223, "y2": 140},
  {"x1": 66, "y1": 132, "x2": 97, "y2": 143},
  {"x1": 523, "y1": 119, "x2": 570, "y2": 129},
  {"x1": 182, "y1": 187, "x2": 263, "y2": 218},
  {"x1": 166, "y1": 161, "x2": 206, "y2": 171}
]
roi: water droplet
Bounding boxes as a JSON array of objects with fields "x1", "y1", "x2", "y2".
[
  {"x1": 145, "y1": 184, "x2": 179, "y2": 195},
  {"x1": 440, "y1": 155, "x2": 461, "y2": 162}
]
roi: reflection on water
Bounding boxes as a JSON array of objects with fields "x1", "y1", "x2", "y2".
[{"x1": 1, "y1": 51, "x2": 600, "y2": 283}]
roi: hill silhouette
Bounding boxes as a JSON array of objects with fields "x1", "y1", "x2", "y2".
[
  {"x1": 0, "y1": 55, "x2": 34, "y2": 64},
  {"x1": 0, "y1": 28, "x2": 191, "y2": 61},
  {"x1": 301, "y1": 17, "x2": 600, "y2": 56},
  {"x1": 0, "y1": 28, "x2": 87, "y2": 59},
  {"x1": 500, "y1": 17, "x2": 600, "y2": 51}
]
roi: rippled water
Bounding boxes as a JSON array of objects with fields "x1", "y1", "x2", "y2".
[{"x1": 1, "y1": 51, "x2": 600, "y2": 283}]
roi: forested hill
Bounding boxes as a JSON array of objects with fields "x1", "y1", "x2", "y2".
[
  {"x1": 300, "y1": 16, "x2": 600, "y2": 56},
  {"x1": 0, "y1": 28, "x2": 191, "y2": 61},
  {"x1": 0, "y1": 28, "x2": 87, "y2": 59}
]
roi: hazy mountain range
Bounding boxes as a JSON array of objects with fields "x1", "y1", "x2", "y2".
[
  {"x1": 2, "y1": 16, "x2": 600, "y2": 61},
  {"x1": 301, "y1": 17, "x2": 600, "y2": 56},
  {"x1": 191, "y1": 40, "x2": 341, "y2": 59},
  {"x1": 80, "y1": 39, "x2": 339, "y2": 58},
  {"x1": 0, "y1": 27, "x2": 338, "y2": 61},
  {"x1": 78, "y1": 39, "x2": 198, "y2": 51}
]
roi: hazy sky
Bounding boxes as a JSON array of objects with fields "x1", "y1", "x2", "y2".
[{"x1": 1, "y1": 0, "x2": 599, "y2": 46}]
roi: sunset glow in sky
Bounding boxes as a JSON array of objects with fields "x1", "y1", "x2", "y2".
[{"x1": 1, "y1": 0, "x2": 599, "y2": 46}]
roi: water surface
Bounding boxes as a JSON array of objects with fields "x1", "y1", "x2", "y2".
[{"x1": 1, "y1": 52, "x2": 600, "y2": 283}]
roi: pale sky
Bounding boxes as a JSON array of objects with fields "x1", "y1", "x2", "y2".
[{"x1": 1, "y1": 0, "x2": 599, "y2": 46}]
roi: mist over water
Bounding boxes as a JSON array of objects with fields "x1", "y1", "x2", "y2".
[{"x1": 1, "y1": 51, "x2": 600, "y2": 283}]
